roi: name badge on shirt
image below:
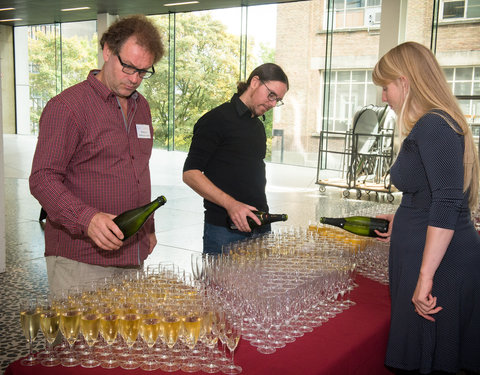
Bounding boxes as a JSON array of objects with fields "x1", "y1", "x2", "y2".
[{"x1": 136, "y1": 124, "x2": 151, "y2": 139}]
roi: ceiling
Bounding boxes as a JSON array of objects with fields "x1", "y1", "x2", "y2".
[{"x1": 0, "y1": 0, "x2": 299, "y2": 27}]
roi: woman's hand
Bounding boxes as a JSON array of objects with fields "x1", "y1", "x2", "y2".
[
  {"x1": 374, "y1": 213, "x2": 394, "y2": 242},
  {"x1": 412, "y1": 276, "x2": 442, "y2": 321}
]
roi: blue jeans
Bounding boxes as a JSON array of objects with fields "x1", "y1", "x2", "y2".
[{"x1": 203, "y1": 222, "x2": 271, "y2": 254}]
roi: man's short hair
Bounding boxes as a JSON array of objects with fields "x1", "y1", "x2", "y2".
[{"x1": 100, "y1": 14, "x2": 164, "y2": 64}]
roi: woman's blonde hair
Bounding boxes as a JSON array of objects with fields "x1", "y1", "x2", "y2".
[{"x1": 372, "y1": 41, "x2": 479, "y2": 211}]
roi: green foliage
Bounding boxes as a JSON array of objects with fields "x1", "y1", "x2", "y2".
[
  {"x1": 263, "y1": 109, "x2": 274, "y2": 161},
  {"x1": 28, "y1": 30, "x2": 97, "y2": 133},
  {"x1": 142, "y1": 13, "x2": 243, "y2": 151},
  {"x1": 27, "y1": 13, "x2": 276, "y2": 152}
]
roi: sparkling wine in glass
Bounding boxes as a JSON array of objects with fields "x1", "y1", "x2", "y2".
[
  {"x1": 98, "y1": 308, "x2": 119, "y2": 369},
  {"x1": 80, "y1": 309, "x2": 100, "y2": 368},
  {"x1": 39, "y1": 298, "x2": 61, "y2": 367},
  {"x1": 159, "y1": 311, "x2": 181, "y2": 372},
  {"x1": 222, "y1": 319, "x2": 242, "y2": 375},
  {"x1": 59, "y1": 304, "x2": 82, "y2": 367},
  {"x1": 201, "y1": 319, "x2": 221, "y2": 373},
  {"x1": 119, "y1": 312, "x2": 141, "y2": 370},
  {"x1": 19, "y1": 297, "x2": 40, "y2": 366},
  {"x1": 181, "y1": 312, "x2": 203, "y2": 373},
  {"x1": 139, "y1": 315, "x2": 162, "y2": 371}
]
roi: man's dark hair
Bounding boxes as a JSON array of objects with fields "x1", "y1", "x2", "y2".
[
  {"x1": 237, "y1": 63, "x2": 289, "y2": 95},
  {"x1": 100, "y1": 15, "x2": 164, "y2": 64}
]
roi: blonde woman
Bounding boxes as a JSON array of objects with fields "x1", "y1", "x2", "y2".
[{"x1": 373, "y1": 41, "x2": 480, "y2": 375}]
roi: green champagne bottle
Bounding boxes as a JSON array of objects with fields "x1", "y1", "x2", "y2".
[
  {"x1": 228, "y1": 211, "x2": 288, "y2": 230},
  {"x1": 319, "y1": 216, "x2": 389, "y2": 237},
  {"x1": 113, "y1": 196, "x2": 167, "y2": 240}
]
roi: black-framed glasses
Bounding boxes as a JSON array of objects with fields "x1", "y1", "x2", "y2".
[
  {"x1": 261, "y1": 80, "x2": 284, "y2": 107},
  {"x1": 117, "y1": 55, "x2": 155, "y2": 79}
]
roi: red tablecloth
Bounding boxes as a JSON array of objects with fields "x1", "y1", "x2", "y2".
[{"x1": 6, "y1": 275, "x2": 393, "y2": 375}]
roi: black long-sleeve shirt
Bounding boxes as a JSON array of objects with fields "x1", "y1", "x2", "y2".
[{"x1": 183, "y1": 94, "x2": 268, "y2": 227}]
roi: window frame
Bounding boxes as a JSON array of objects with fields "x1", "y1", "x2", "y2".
[
  {"x1": 440, "y1": 0, "x2": 480, "y2": 21},
  {"x1": 325, "y1": 0, "x2": 382, "y2": 30}
]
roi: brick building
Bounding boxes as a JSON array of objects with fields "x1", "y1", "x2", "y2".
[{"x1": 272, "y1": 0, "x2": 480, "y2": 168}]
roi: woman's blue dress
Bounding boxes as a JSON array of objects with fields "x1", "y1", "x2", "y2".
[{"x1": 386, "y1": 111, "x2": 480, "y2": 374}]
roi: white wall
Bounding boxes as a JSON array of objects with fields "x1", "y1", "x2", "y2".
[{"x1": 14, "y1": 27, "x2": 30, "y2": 135}]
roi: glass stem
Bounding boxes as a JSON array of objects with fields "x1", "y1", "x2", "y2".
[
  {"x1": 28, "y1": 340, "x2": 33, "y2": 358},
  {"x1": 231, "y1": 349, "x2": 235, "y2": 365}
]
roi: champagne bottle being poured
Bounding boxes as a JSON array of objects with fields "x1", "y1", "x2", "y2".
[
  {"x1": 320, "y1": 216, "x2": 389, "y2": 237},
  {"x1": 113, "y1": 196, "x2": 167, "y2": 240},
  {"x1": 228, "y1": 211, "x2": 288, "y2": 231}
]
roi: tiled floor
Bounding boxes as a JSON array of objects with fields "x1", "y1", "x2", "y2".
[{"x1": 0, "y1": 134, "x2": 399, "y2": 374}]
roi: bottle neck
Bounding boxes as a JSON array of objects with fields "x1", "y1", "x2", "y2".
[
  {"x1": 267, "y1": 214, "x2": 288, "y2": 222},
  {"x1": 321, "y1": 217, "x2": 345, "y2": 228},
  {"x1": 143, "y1": 196, "x2": 166, "y2": 216}
]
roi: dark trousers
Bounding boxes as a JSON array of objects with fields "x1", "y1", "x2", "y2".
[{"x1": 202, "y1": 222, "x2": 271, "y2": 254}]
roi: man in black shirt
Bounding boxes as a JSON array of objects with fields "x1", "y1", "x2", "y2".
[{"x1": 183, "y1": 63, "x2": 289, "y2": 254}]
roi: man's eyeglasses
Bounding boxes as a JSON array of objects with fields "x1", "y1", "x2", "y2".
[
  {"x1": 261, "y1": 80, "x2": 284, "y2": 107},
  {"x1": 117, "y1": 55, "x2": 155, "y2": 79}
]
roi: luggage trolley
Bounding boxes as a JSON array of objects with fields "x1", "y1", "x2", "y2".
[{"x1": 317, "y1": 104, "x2": 397, "y2": 202}]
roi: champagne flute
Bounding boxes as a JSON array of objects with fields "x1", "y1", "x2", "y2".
[
  {"x1": 222, "y1": 318, "x2": 242, "y2": 375},
  {"x1": 67, "y1": 286, "x2": 88, "y2": 353},
  {"x1": 98, "y1": 306, "x2": 119, "y2": 369},
  {"x1": 213, "y1": 308, "x2": 230, "y2": 367},
  {"x1": 180, "y1": 308, "x2": 203, "y2": 373},
  {"x1": 119, "y1": 310, "x2": 141, "y2": 370},
  {"x1": 39, "y1": 297, "x2": 61, "y2": 367},
  {"x1": 59, "y1": 302, "x2": 82, "y2": 367},
  {"x1": 191, "y1": 252, "x2": 206, "y2": 282},
  {"x1": 80, "y1": 307, "x2": 100, "y2": 368},
  {"x1": 201, "y1": 308, "x2": 221, "y2": 374},
  {"x1": 19, "y1": 297, "x2": 40, "y2": 366},
  {"x1": 139, "y1": 308, "x2": 162, "y2": 371},
  {"x1": 159, "y1": 308, "x2": 181, "y2": 372},
  {"x1": 50, "y1": 290, "x2": 69, "y2": 354}
]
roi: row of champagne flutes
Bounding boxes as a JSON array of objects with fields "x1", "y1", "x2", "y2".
[
  {"x1": 192, "y1": 226, "x2": 361, "y2": 355},
  {"x1": 309, "y1": 202, "x2": 394, "y2": 285},
  {"x1": 18, "y1": 262, "x2": 243, "y2": 373},
  {"x1": 354, "y1": 239, "x2": 390, "y2": 284},
  {"x1": 308, "y1": 221, "x2": 390, "y2": 285}
]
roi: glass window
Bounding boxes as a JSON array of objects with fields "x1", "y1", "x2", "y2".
[
  {"x1": 58, "y1": 21, "x2": 97, "y2": 89},
  {"x1": 141, "y1": 15, "x2": 169, "y2": 149},
  {"x1": 144, "y1": 11, "x2": 241, "y2": 151},
  {"x1": 467, "y1": 0, "x2": 480, "y2": 18},
  {"x1": 346, "y1": 0, "x2": 365, "y2": 8},
  {"x1": 13, "y1": 0, "x2": 480, "y2": 170},
  {"x1": 272, "y1": 1, "x2": 325, "y2": 166},
  {"x1": 444, "y1": 66, "x2": 480, "y2": 126},
  {"x1": 14, "y1": 21, "x2": 97, "y2": 135},
  {"x1": 170, "y1": 10, "x2": 240, "y2": 152},
  {"x1": 331, "y1": 0, "x2": 382, "y2": 29},
  {"x1": 443, "y1": 1, "x2": 465, "y2": 18},
  {"x1": 437, "y1": 0, "x2": 480, "y2": 135},
  {"x1": 456, "y1": 81, "x2": 473, "y2": 95},
  {"x1": 456, "y1": 67, "x2": 473, "y2": 80},
  {"x1": 328, "y1": 70, "x2": 376, "y2": 132},
  {"x1": 474, "y1": 82, "x2": 480, "y2": 95},
  {"x1": 444, "y1": 68, "x2": 454, "y2": 80},
  {"x1": 245, "y1": 4, "x2": 279, "y2": 161},
  {"x1": 441, "y1": 0, "x2": 480, "y2": 20}
]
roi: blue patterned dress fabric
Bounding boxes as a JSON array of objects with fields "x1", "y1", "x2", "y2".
[{"x1": 386, "y1": 111, "x2": 480, "y2": 373}]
